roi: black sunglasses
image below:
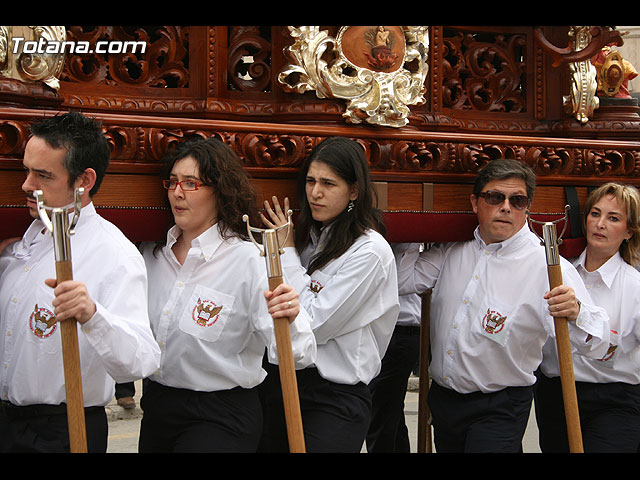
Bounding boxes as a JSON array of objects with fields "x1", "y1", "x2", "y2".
[{"x1": 478, "y1": 190, "x2": 530, "y2": 210}]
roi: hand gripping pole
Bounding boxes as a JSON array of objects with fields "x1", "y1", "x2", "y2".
[
  {"x1": 34, "y1": 188, "x2": 88, "y2": 453},
  {"x1": 244, "y1": 211, "x2": 306, "y2": 453},
  {"x1": 528, "y1": 206, "x2": 584, "y2": 453}
]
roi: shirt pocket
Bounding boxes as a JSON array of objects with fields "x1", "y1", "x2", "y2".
[
  {"x1": 179, "y1": 284, "x2": 236, "y2": 343},
  {"x1": 595, "y1": 330, "x2": 620, "y2": 368},
  {"x1": 308, "y1": 269, "x2": 331, "y2": 297},
  {"x1": 472, "y1": 298, "x2": 514, "y2": 347},
  {"x1": 24, "y1": 284, "x2": 61, "y2": 354}
]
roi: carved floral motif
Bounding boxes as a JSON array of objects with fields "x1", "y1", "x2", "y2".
[
  {"x1": 62, "y1": 26, "x2": 189, "y2": 87},
  {"x1": 442, "y1": 29, "x2": 526, "y2": 112},
  {"x1": 1, "y1": 116, "x2": 638, "y2": 179}
]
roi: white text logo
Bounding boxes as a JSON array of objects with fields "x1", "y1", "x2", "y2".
[{"x1": 12, "y1": 37, "x2": 146, "y2": 55}]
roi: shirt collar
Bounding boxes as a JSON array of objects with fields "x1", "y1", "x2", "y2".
[
  {"x1": 575, "y1": 249, "x2": 623, "y2": 289},
  {"x1": 13, "y1": 202, "x2": 97, "y2": 258},
  {"x1": 473, "y1": 221, "x2": 531, "y2": 254},
  {"x1": 166, "y1": 223, "x2": 223, "y2": 261},
  {"x1": 310, "y1": 223, "x2": 333, "y2": 251}
]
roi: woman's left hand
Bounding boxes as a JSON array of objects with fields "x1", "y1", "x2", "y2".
[{"x1": 264, "y1": 283, "x2": 300, "y2": 323}]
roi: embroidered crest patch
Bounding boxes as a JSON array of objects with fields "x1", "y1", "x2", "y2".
[
  {"x1": 480, "y1": 308, "x2": 508, "y2": 345},
  {"x1": 310, "y1": 280, "x2": 323, "y2": 294},
  {"x1": 30, "y1": 303, "x2": 57, "y2": 338},
  {"x1": 598, "y1": 344, "x2": 618, "y2": 362},
  {"x1": 192, "y1": 297, "x2": 223, "y2": 327}
]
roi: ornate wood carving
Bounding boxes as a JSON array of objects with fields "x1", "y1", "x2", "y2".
[
  {"x1": 1, "y1": 25, "x2": 639, "y2": 222},
  {"x1": 441, "y1": 28, "x2": 526, "y2": 113},
  {"x1": 1, "y1": 108, "x2": 638, "y2": 180},
  {"x1": 62, "y1": 26, "x2": 189, "y2": 88}
]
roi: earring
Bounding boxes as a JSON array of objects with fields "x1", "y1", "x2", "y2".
[{"x1": 347, "y1": 200, "x2": 354, "y2": 213}]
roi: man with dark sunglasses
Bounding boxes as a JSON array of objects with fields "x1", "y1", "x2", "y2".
[{"x1": 397, "y1": 158, "x2": 610, "y2": 453}]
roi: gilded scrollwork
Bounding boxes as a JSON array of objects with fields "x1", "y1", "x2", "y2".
[
  {"x1": 562, "y1": 26, "x2": 599, "y2": 124},
  {"x1": 0, "y1": 26, "x2": 66, "y2": 89},
  {"x1": 278, "y1": 26, "x2": 429, "y2": 128}
]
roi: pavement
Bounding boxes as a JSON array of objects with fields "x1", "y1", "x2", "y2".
[{"x1": 105, "y1": 376, "x2": 542, "y2": 453}]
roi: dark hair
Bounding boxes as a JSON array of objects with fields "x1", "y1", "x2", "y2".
[
  {"x1": 583, "y1": 182, "x2": 640, "y2": 267},
  {"x1": 29, "y1": 111, "x2": 110, "y2": 197},
  {"x1": 473, "y1": 158, "x2": 536, "y2": 202},
  {"x1": 295, "y1": 136, "x2": 385, "y2": 274},
  {"x1": 161, "y1": 137, "x2": 259, "y2": 241}
]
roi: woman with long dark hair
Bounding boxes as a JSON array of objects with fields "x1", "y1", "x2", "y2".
[
  {"x1": 259, "y1": 136, "x2": 399, "y2": 452},
  {"x1": 535, "y1": 182, "x2": 640, "y2": 452},
  {"x1": 137, "y1": 137, "x2": 316, "y2": 452}
]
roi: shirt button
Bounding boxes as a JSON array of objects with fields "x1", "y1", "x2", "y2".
[{"x1": 11, "y1": 297, "x2": 17, "y2": 304}]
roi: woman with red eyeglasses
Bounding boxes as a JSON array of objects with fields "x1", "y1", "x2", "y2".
[
  {"x1": 136, "y1": 138, "x2": 316, "y2": 452},
  {"x1": 535, "y1": 182, "x2": 640, "y2": 452}
]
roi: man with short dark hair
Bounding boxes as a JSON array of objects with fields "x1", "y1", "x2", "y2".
[
  {"x1": 0, "y1": 112, "x2": 160, "y2": 453},
  {"x1": 398, "y1": 158, "x2": 610, "y2": 452}
]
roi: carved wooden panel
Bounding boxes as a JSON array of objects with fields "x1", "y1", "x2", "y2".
[{"x1": 1, "y1": 25, "x2": 640, "y2": 235}]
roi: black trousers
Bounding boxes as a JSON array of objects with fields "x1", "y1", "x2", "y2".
[
  {"x1": 0, "y1": 402, "x2": 107, "y2": 453},
  {"x1": 428, "y1": 381, "x2": 533, "y2": 453},
  {"x1": 534, "y1": 372, "x2": 640, "y2": 453},
  {"x1": 138, "y1": 379, "x2": 263, "y2": 453},
  {"x1": 258, "y1": 362, "x2": 372, "y2": 453},
  {"x1": 366, "y1": 325, "x2": 420, "y2": 453},
  {"x1": 115, "y1": 381, "x2": 135, "y2": 399}
]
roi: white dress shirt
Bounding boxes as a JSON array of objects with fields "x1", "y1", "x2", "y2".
[
  {"x1": 281, "y1": 227, "x2": 399, "y2": 385},
  {"x1": 393, "y1": 243, "x2": 423, "y2": 328},
  {"x1": 140, "y1": 224, "x2": 316, "y2": 392},
  {"x1": 540, "y1": 250, "x2": 640, "y2": 385},
  {"x1": 0, "y1": 203, "x2": 161, "y2": 407},
  {"x1": 398, "y1": 224, "x2": 610, "y2": 394}
]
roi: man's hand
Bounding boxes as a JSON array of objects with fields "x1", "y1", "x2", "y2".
[{"x1": 45, "y1": 279, "x2": 97, "y2": 324}]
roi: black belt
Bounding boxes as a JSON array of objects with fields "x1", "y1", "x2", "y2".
[{"x1": 0, "y1": 400, "x2": 104, "y2": 419}]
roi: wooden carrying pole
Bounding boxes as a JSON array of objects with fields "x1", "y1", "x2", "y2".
[
  {"x1": 244, "y1": 213, "x2": 306, "y2": 453},
  {"x1": 35, "y1": 189, "x2": 87, "y2": 453},
  {"x1": 547, "y1": 262, "x2": 584, "y2": 453},
  {"x1": 56, "y1": 258, "x2": 88, "y2": 453},
  {"x1": 536, "y1": 217, "x2": 584, "y2": 453},
  {"x1": 417, "y1": 289, "x2": 432, "y2": 453}
]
